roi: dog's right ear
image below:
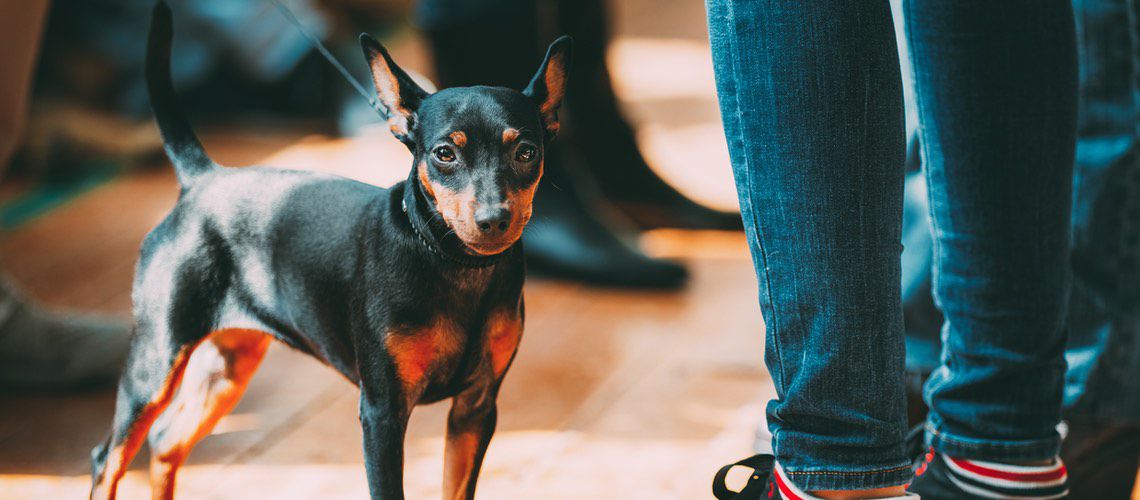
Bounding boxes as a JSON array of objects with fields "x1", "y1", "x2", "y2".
[
  {"x1": 361, "y1": 34, "x2": 429, "y2": 148},
  {"x1": 524, "y1": 36, "x2": 572, "y2": 141}
]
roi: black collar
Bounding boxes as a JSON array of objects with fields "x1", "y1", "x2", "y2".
[{"x1": 401, "y1": 169, "x2": 511, "y2": 268}]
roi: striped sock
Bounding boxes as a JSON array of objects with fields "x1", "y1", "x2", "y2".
[
  {"x1": 941, "y1": 453, "x2": 1069, "y2": 499},
  {"x1": 773, "y1": 462, "x2": 820, "y2": 500},
  {"x1": 773, "y1": 463, "x2": 917, "y2": 500}
]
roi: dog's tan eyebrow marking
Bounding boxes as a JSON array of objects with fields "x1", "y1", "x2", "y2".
[
  {"x1": 449, "y1": 131, "x2": 467, "y2": 148},
  {"x1": 502, "y1": 128, "x2": 520, "y2": 144}
]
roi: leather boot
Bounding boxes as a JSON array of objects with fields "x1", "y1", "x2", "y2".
[
  {"x1": 425, "y1": 9, "x2": 688, "y2": 288},
  {"x1": 555, "y1": 0, "x2": 741, "y2": 230}
]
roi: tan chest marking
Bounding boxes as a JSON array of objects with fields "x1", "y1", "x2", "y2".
[
  {"x1": 386, "y1": 318, "x2": 463, "y2": 389},
  {"x1": 484, "y1": 309, "x2": 523, "y2": 377}
]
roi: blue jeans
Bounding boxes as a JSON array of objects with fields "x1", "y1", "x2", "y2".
[
  {"x1": 1065, "y1": 0, "x2": 1140, "y2": 420},
  {"x1": 707, "y1": 0, "x2": 1077, "y2": 491},
  {"x1": 903, "y1": 0, "x2": 1140, "y2": 422}
]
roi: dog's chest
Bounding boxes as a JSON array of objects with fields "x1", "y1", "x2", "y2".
[
  {"x1": 383, "y1": 306, "x2": 521, "y2": 398},
  {"x1": 384, "y1": 317, "x2": 465, "y2": 391}
]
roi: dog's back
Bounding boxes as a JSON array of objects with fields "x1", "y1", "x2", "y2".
[
  {"x1": 141, "y1": 2, "x2": 392, "y2": 352},
  {"x1": 134, "y1": 166, "x2": 382, "y2": 335}
]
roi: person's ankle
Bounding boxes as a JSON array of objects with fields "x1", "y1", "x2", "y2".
[{"x1": 811, "y1": 485, "x2": 908, "y2": 499}]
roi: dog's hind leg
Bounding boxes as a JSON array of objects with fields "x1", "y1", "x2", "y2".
[
  {"x1": 90, "y1": 320, "x2": 203, "y2": 500},
  {"x1": 146, "y1": 329, "x2": 271, "y2": 500}
]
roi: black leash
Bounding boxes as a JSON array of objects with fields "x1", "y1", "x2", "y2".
[{"x1": 269, "y1": 0, "x2": 387, "y2": 119}]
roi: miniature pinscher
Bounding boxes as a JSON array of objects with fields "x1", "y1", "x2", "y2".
[{"x1": 90, "y1": 3, "x2": 570, "y2": 499}]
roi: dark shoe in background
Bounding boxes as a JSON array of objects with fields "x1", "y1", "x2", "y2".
[
  {"x1": 0, "y1": 282, "x2": 129, "y2": 391},
  {"x1": 525, "y1": 144, "x2": 687, "y2": 288},
  {"x1": 426, "y1": 7, "x2": 689, "y2": 289},
  {"x1": 555, "y1": 0, "x2": 741, "y2": 231}
]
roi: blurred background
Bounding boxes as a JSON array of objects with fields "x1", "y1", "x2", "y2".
[
  {"x1": 0, "y1": 0, "x2": 770, "y2": 498},
  {"x1": 1, "y1": 0, "x2": 1139, "y2": 498}
]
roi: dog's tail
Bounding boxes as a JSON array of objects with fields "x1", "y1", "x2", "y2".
[{"x1": 147, "y1": 1, "x2": 215, "y2": 187}]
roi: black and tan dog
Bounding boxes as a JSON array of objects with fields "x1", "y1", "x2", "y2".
[{"x1": 90, "y1": 4, "x2": 569, "y2": 499}]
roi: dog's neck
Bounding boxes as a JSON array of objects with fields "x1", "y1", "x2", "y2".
[{"x1": 401, "y1": 168, "x2": 513, "y2": 268}]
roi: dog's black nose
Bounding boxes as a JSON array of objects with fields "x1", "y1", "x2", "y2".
[{"x1": 475, "y1": 207, "x2": 512, "y2": 234}]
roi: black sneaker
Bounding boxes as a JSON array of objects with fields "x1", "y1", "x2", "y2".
[
  {"x1": 713, "y1": 454, "x2": 917, "y2": 500},
  {"x1": 713, "y1": 454, "x2": 775, "y2": 499},
  {"x1": 909, "y1": 447, "x2": 1070, "y2": 499}
]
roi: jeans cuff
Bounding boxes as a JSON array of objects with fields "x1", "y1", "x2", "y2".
[
  {"x1": 926, "y1": 421, "x2": 1062, "y2": 462},
  {"x1": 778, "y1": 463, "x2": 914, "y2": 491}
]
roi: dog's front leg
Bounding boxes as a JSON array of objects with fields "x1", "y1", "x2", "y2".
[
  {"x1": 443, "y1": 383, "x2": 498, "y2": 500},
  {"x1": 359, "y1": 388, "x2": 410, "y2": 500}
]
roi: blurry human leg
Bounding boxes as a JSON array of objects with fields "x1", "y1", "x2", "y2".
[
  {"x1": 899, "y1": 0, "x2": 1139, "y2": 495},
  {"x1": 1065, "y1": 0, "x2": 1140, "y2": 422},
  {"x1": 551, "y1": 0, "x2": 742, "y2": 231},
  {"x1": 417, "y1": 0, "x2": 688, "y2": 288},
  {"x1": 0, "y1": 0, "x2": 130, "y2": 391},
  {"x1": 0, "y1": 0, "x2": 49, "y2": 171}
]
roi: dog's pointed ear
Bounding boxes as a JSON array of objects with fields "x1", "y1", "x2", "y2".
[
  {"x1": 523, "y1": 36, "x2": 572, "y2": 140},
  {"x1": 360, "y1": 34, "x2": 429, "y2": 148}
]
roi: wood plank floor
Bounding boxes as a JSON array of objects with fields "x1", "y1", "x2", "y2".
[{"x1": 3, "y1": 0, "x2": 1135, "y2": 497}]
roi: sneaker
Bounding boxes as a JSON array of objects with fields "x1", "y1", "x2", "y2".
[
  {"x1": 909, "y1": 447, "x2": 1070, "y2": 499},
  {"x1": 0, "y1": 295, "x2": 129, "y2": 391},
  {"x1": 713, "y1": 454, "x2": 918, "y2": 500}
]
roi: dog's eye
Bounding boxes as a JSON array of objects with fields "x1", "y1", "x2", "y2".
[
  {"x1": 433, "y1": 146, "x2": 456, "y2": 163},
  {"x1": 515, "y1": 144, "x2": 537, "y2": 162}
]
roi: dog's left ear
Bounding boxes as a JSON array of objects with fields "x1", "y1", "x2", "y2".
[
  {"x1": 523, "y1": 36, "x2": 573, "y2": 140},
  {"x1": 361, "y1": 34, "x2": 429, "y2": 148}
]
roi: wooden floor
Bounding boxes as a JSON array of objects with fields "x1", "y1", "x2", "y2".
[{"x1": 3, "y1": 1, "x2": 1134, "y2": 498}]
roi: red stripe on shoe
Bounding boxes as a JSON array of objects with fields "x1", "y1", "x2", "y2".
[{"x1": 947, "y1": 457, "x2": 1067, "y2": 482}]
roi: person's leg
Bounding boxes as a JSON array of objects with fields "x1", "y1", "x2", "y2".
[
  {"x1": 1066, "y1": 0, "x2": 1140, "y2": 421},
  {"x1": 0, "y1": 0, "x2": 49, "y2": 172},
  {"x1": 707, "y1": 0, "x2": 912, "y2": 494},
  {"x1": 551, "y1": 0, "x2": 743, "y2": 231},
  {"x1": 1058, "y1": 0, "x2": 1140, "y2": 494},
  {"x1": 900, "y1": 0, "x2": 1139, "y2": 494},
  {"x1": 905, "y1": 0, "x2": 1078, "y2": 463},
  {"x1": 416, "y1": 0, "x2": 689, "y2": 289},
  {"x1": 0, "y1": 0, "x2": 130, "y2": 391}
]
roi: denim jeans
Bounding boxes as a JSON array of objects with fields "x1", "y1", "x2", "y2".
[
  {"x1": 903, "y1": 0, "x2": 1140, "y2": 423},
  {"x1": 707, "y1": 0, "x2": 1077, "y2": 491},
  {"x1": 1065, "y1": 0, "x2": 1140, "y2": 421}
]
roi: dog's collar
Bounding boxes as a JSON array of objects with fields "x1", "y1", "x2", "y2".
[{"x1": 401, "y1": 171, "x2": 512, "y2": 269}]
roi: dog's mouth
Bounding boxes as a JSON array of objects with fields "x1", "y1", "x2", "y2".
[
  {"x1": 432, "y1": 199, "x2": 533, "y2": 257},
  {"x1": 448, "y1": 216, "x2": 529, "y2": 256},
  {"x1": 464, "y1": 239, "x2": 515, "y2": 256},
  {"x1": 456, "y1": 227, "x2": 524, "y2": 256}
]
